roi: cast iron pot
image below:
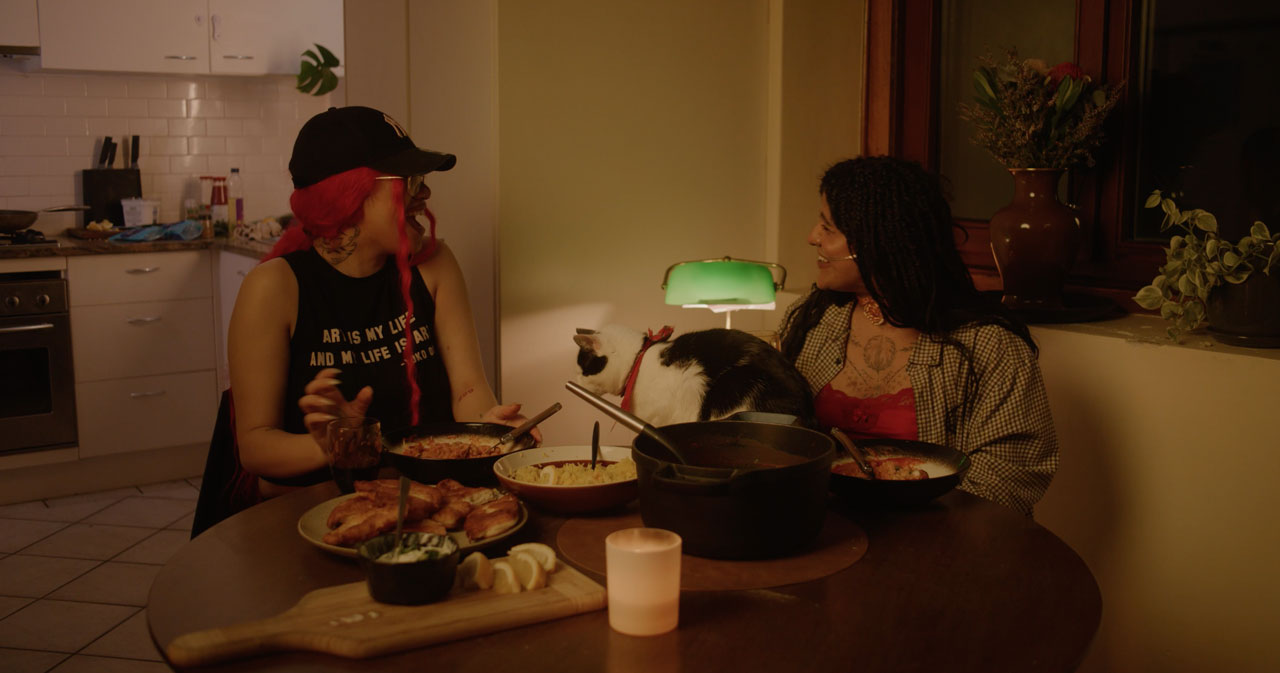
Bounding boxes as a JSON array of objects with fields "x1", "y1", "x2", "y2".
[
  {"x1": 632, "y1": 420, "x2": 834, "y2": 560},
  {"x1": 383, "y1": 422, "x2": 536, "y2": 487}
]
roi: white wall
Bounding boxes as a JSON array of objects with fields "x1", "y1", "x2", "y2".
[
  {"x1": 496, "y1": 0, "x2": 863, "y2": 448},
  {"x1": 407, "y1": 0, "x2": 499, "y2": 390},
  {"x1": 1033, "y1": 316, "x2": 1280, "y2": 673},
  {"x1": 343, "y1": 0, "x2": 499, "y2": 388},
  {"x1": 496, "y1": 0, "x2": 773, "y2": 447},
  {"x1": 0, "y1": 60, "x2": 330, "y2": 228}
]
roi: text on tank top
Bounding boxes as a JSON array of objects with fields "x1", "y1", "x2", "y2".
[{"x1": 283, "y1": 248, "x2": 454, "y2": 442}]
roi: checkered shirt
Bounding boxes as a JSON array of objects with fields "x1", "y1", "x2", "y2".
[{"x1": 780, "y1": 299, "x2": 1059, "y2": 516}]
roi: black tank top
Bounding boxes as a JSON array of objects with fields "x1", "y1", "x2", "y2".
[{"x1": 277, "y1": 249, "x2": 454, "y2": 485}]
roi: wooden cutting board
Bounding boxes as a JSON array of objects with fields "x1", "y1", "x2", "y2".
[{"x1": 164, "y1": 561, "x2": 605, "y2": 667}]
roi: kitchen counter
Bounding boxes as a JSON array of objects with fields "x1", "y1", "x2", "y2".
[{"x1": 0, "y1": 233, "x2": 274, "y2": 260}]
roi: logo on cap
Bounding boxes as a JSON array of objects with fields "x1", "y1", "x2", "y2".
[{"x1": 382, "y1": 113, "x2": 408, "y2": 139}]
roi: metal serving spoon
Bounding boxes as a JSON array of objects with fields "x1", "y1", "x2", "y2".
[
  {"x1": 564, "y1": 381, "x2": 689, "y2": 465},
  {"x1": 392, "y1": 475, "x2": 410, "y2": 560},
  {"x1": 831, "y1": 427, "x2": 876, "y2": 480},
  {"x1": 489, "y1": 402, "x2": 563, "y2": 453},
  {"x1": 590, "y1": 421, "x2": 600, "y2": 470}
]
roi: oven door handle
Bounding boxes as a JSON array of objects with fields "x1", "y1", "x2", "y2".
[
  {"x1": 130, "y1": 390, "x2": 168, "y2": 399},
  {"x1": 0, "y1": 323, "x2": 54, "y2": 334},
  {"x1": 127, "y1": 316, "x2": 162, "y2": 325}
]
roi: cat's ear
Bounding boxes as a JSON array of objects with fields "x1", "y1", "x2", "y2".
[
  {"x1": 573, "y1": 333, "x2": 599, "y2": 352},
  {"x1": 575, "y1": 328, "x2": 597, "y2": 335}
]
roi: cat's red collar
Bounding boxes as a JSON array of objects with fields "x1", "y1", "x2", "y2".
[{"x1": 620, "y1": 326, "x2": 674, "y2": 413}]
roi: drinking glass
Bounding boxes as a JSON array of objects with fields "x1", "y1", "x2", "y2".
[
  {"x1": 325, "y1": 417, "x2": 383, "y2": 493},
  {"x1": 605, "y1": 528, "x2": 682, "y2": 636}
]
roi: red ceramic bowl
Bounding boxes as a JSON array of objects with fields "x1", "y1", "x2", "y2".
[{"x1": 493, "y1": 445, "x2": 637, "y2": 515}]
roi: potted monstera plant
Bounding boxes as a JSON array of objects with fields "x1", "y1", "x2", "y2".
[
  {"x1": 297, "y1": 44, "x2": 340, "y2": 96},
  {"x1": 1134, "y1": 189, "x2": 1280, "y2": 345}
]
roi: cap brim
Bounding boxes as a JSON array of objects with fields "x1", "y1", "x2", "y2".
[{"x1": 371, "y1": 147, "x2": 457, "y2": 176}]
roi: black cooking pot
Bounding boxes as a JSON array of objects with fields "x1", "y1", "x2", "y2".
[{"x1": 632, "y1": 421, "x2": 834, "y2": 560}]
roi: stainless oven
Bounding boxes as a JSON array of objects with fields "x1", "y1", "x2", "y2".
[{"x1": 0, "y1": 270, "x2": 77, "y2": 455}]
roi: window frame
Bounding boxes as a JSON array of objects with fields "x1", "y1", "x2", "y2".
[{"x1": 865, "y1": 0, "x2": 1164, "y2": 299}]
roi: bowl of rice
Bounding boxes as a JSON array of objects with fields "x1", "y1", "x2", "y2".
[{"x1": 493, "y1": 445, "x2": 638, "y2": 515}]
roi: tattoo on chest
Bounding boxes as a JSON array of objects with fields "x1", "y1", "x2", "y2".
[
  {"x1": 319, "y1": 226, "x2": 359, "y2": 264},
  {"x1": 862, "y1": 335, "x2": 896, "y2": 372},
  {"x1": 837, "y1": 333, "x2": 915, "y2": 397}
]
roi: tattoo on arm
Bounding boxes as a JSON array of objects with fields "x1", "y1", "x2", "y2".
[
  {"x1": 317, "y1": 226, "x2": 359, "y2": 265},
  {"x1": 455, "y1": 387, "x2": 475, "y2": 404}
]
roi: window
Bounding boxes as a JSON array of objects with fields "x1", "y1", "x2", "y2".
[{"x1": 867, "y1": 0, "x2": 1280, "y2": 296}]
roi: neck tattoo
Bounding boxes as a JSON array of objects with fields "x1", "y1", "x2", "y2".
[
  {"x1": 318, "y1": 226, "x2": 359, "y2": 264},
  {"x1": 862, "y1": 298, "x2": 885, "y2": 326}
]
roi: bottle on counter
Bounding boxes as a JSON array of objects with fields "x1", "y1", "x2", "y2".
[
  {"x1": 228, "y1": 168, "x2": 245, "y2": 230},
  {"x1": 210, "y1": 176, "x2": 228, "y2": 238}
]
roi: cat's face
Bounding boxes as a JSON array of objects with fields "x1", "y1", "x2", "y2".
[{"x1": 572, "y1": 326, "x2": 642, "y2": 396}]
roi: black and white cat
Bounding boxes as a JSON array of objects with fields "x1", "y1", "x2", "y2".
[{"x1": 572, "y1": 324, "x2": 815, "y2": 428}]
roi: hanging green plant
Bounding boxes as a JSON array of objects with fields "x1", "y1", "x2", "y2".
[{"x1": 297, "y1": 43, "x2": 340, "y2": 96}]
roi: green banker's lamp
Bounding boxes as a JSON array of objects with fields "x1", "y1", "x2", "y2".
[{"x1": 661, "y1": 257, "x2": 787, "y2": 328}]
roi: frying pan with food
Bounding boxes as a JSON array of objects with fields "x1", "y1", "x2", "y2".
[
  {"x1": 828, "y1": 437, "x2": 970, "y2": 507},
  {"x1": 382, "y1": 422, "x2": 538, "y2": 487},
  {"x1": 0, "y1": 206, "x2": 90, "y2": 233},
  {"x1": 725, "y1": 411, "x2": 970, "y2": 507}
]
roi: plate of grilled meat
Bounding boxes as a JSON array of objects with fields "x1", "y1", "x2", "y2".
[{"x1": 297, "y1": 478, "x2": 527, "y2": 558}]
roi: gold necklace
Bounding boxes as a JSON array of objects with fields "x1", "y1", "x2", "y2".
[{"x1": 862, "y1": 299, "x2": 885, "y2": 326}]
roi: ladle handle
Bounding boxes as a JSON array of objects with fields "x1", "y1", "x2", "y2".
[
  {"x1": 564, "y1": 381, "x2": 646, "y2": 434},
  {"x1": 564, "y1": 381, "x2": 688, "y2": 464}
]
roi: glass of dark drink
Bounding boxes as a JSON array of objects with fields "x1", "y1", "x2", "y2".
[{"x1": 326, "y1": 417, "x2": 384, "y2": 493}]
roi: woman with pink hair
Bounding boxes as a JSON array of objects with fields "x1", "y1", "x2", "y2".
[{"x1": 225, "y1": 106, "x2": 531, "y2": 501}]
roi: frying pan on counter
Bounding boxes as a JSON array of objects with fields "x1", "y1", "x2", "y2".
[{"x1": 0, "y1": 206, "x2": 89, "y2": 233}]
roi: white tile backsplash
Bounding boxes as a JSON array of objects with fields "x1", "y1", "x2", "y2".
[{"x1": 0, "y1": 60, "x2": 331, "y2": 230}]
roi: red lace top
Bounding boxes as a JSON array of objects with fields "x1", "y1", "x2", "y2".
[{"x1": 814, "y1": 383, "x2": 919, "y2": 442}]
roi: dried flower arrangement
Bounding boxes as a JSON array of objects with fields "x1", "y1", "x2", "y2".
[{"x1": 960, "y1": 50, "x2": 1122, "y2": 169}]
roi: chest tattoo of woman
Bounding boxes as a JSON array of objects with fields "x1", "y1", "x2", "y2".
[
  {"x1": 838, "y1": 333, "x2": 914, "y2": 397},
  {"x1": 319, "y1": 226, "x2": 360, "y2": 264}
]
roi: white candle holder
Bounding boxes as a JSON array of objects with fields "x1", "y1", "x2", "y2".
[{"x1": 605, "y1": 527, "x2": 682, "y2": 636}]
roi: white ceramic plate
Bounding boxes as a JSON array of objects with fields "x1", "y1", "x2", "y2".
[{"x1": 296, "y1": 493, "x2": 528, "y2": 559}]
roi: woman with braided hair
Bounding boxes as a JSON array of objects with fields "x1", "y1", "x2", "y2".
[
  {"x1": 778, "y1": 156, "x2": 1058, "y2": 515},
  {"x1": 226, "y1": 106, "x2": 534, "y2": 500}
]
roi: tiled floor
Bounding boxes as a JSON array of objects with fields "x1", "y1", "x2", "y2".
[{"x1": 0, "y1": 477, "x2": 201, "y2": 673}]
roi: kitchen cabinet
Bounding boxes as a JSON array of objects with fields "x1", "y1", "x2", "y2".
[
  {"x1": 215, "y1": 247, "x2": 257, "y2": 391},
  {"x1": 68, "y1": 250, "x2": 218, "y2": 458},
  {"x1": 38, "y1": 0, "x2": 210, "y2": 74},
  {"x1": 207, "y1": 0, "x2": 344, "y2": 75},
  {"x1": 0, "y1": 0, "x2": 39, "y2": 49},
  {"x1": 36, "y1": 0, "x2": 344, "y2": 76}
]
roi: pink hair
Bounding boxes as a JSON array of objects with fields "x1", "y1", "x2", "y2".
[{"x1": 263, "y1": 167, "x2": 440, "y2": 427}]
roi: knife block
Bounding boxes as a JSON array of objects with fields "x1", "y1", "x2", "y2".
[{"x1": 82, "y1": 168, "x2": 141, "y2": 227}]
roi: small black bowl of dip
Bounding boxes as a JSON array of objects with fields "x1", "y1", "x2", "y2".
[{"x1": 357, "y1": 532, "x2": 460, "y2": 605}]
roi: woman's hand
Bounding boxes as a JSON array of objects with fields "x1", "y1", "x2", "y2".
[
  {"x1": 481, "y1": 403, "x2": 544, "y2": 445},
  {"x1": 298, "y1": 367, "x2": 374, "y2": 450}
]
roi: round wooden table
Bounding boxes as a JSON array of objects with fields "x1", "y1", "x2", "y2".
[{"x1": 148, "y1": 483, "x2": 1100, "y2": 672}]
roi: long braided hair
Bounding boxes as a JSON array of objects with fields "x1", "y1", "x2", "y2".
[
  {"x1": 263, "y1": 167, "x2": 439, "y2": 426},
  {"x1": 779, "y1": 156, "x2": 1034, "y2": 432}
]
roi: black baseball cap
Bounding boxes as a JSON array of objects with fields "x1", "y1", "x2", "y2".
[{"x1": 288, "y1": 106, "x2": 457, "y2": 189}]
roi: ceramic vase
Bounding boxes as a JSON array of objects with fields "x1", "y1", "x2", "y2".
[{"x1": 988, "y1": 168, "x2": 1081, "y2": 310}]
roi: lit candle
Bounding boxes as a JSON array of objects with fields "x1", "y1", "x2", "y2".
[{"x1": 605, "y1": 528, "x2": 682, "y2": 636}]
